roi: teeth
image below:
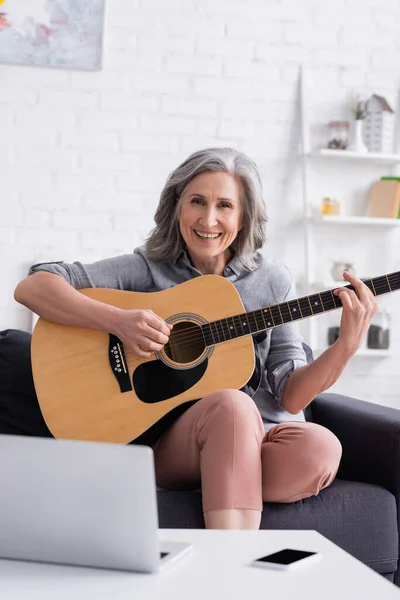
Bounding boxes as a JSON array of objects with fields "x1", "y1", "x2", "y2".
[{"x1": 195, "y1": 231, "x2": 220, "y2": 239}]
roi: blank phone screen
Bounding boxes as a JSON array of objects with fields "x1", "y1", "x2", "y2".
[{"x1": 256, "y1": 549, "x2": 316, "y2": 565}]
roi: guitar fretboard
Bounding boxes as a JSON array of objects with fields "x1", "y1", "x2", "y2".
[{"x1": 201, "y1": 271, "x2": 400, "y2": 346}]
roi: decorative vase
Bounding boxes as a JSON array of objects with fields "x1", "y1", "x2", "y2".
[
  {"x1": 367, "y1": 310, "x2": 390, "y2": 350},
  {"x1": 348, "y1": 119, "x2": 368, "y2": 153},
  {"x1": 331, "y1": 261, "x2": 356, "y2": 281}
]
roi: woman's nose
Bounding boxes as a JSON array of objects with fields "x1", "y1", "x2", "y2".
[{"x1": 200, "y1": 208, "x2": 218, "y2": 228}]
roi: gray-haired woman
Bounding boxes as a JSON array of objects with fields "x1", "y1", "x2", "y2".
[{"x1": 15, "y1": 147, "x2": 378, "y2": 529}]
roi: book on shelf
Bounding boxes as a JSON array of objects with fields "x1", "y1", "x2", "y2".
[
  {"x1": 380, "y1": 177, "x2": 400, "y2": 218},
  {"x1": 368, "y1": 179, "x2": 400, "y2": 219}
]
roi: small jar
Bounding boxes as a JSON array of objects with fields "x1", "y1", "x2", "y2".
[
  {"x1": 327, "y1": 326, "x2": 340, "y2": 346},
  {"x1": 367, "y1": 311, "x2": 390, "y2": 350},
  {"x1": 327, "y1": 121, "x2": 349, "y2": 150},
  {"x1": 321, "y1": 197, "x2": 340, "y2": 216}
]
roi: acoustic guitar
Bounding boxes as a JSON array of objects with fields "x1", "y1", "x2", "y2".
[{"x1": 31, "y1": 271, "x2": 400, "y2": 444}]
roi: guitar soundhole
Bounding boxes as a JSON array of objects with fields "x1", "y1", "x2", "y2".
[{"x1": 164, "y1": 321, "x2": 205, "y2": 364}]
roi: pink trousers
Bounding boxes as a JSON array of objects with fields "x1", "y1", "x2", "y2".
[{"x1": 153, "y1": 390, "x2": 342, "y2": 513}]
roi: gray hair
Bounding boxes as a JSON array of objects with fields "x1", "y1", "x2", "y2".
[{"x1": 146, "y1": 147, "x2": 268, "y2": 270}]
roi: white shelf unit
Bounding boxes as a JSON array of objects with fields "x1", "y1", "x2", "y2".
[
  {"x1": 310, "y1": 215, "x2": 400, "y2": 227},
  {"x1": 299, "y1": 66, "x2": 399, "y2": 357},
  {"x1": 313, "y1": 347, "x2": 391, "y2": 358},
  {"x1": 309, "y1": 148, "x2": 400, "y2": 165}
]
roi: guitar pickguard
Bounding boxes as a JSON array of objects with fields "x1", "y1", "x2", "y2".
[{"x1": 132, "y1": 358, "x2": 208, "y2": 403}]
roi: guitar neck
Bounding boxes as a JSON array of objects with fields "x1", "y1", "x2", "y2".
[{"x1": 202, "y1": 271, "x2": 400, "y2": 345}]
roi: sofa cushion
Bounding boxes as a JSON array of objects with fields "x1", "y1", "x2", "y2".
[
  {"x1": 0, "y1": 329, "x2": 52, "y2": 437},
  {"x1": 157, "y1": 478, "x2": 398, "y2": 576}
]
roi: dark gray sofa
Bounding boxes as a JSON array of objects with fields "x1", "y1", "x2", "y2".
[
  {"x1": 158, "y1": 392, "x2": 400, "y2": 585},
  {"x1": 1, "y1": 330, "x2": 399, "y2": 583}
]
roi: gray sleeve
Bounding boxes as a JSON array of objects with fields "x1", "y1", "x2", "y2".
[
  {"x1": 28, "y1": 252, "x2": 153, "y2": 292},
  {"x1": 266, "y1": 268, "x2": 307, "y2": 406}
]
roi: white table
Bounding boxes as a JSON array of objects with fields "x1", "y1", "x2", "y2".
[{"x1": 1, "y1": 529, "x2": 399, "y2": 599}]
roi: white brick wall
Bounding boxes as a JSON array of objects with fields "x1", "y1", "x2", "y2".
[{"x1": 1, "y1": 0, "x2": 400, "y2": 408}]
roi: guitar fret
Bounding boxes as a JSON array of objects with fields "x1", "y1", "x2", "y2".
[
  {"x1": 366, "y1": 279, "x2": 376, "y2": 296},
  {"x1": 233, "y1": 314, "x2": 244, "y2": 337},
  {"x1": 217, "y1": 319, "x2": 226, "y2": 341},
  {"x1": 229, "y1": 316, "x2": 238, "y2": 338},
  {"x1": 389, "y1": 272, "x2": 400, "y2": 291},
  {"x1": 279, "y1": 302, "x2": 292, "y2": 323},
  {"x1": 318, "y1": 293, "x2": 325, "y2": 311},
  {"x1": 331, "y1": 287, "x2": 342, "y2": 308},
  {"x1": 254, "y1": 309, "x2": 266, "y2": 331},
  {"x1": 221, "y1": 317, "x2": 232, "y2": 340},
  {"x1": 210, "y1": 320, "x2": 221, "y2": 343},
  {"x1": 270, "y1": 305, "x2": 283, "y2": 325},
  {"x1": 202, "y1": 323, "x2": 213, "y2": 346},
  {"x1": 248, "y1": 311, "x2": 259, "y2": 334},
  {"x1": 308, "y1": 293, "x2": 324, "y2": 314},
  {"x1": 298, "y1": 297, "x2": 312, "y2": 318},
  {"x1": 239, "y1": 313, "x2": 251, "y2": 336},
  {"x1": 217, "y1": 319, "x2": 226, "y2": 342},
  {"x1": 218, "y1": 319, "x2": 225, "y2": 339},
  {"x1": 328, "y1": 289, "x2": 338, "y2": 309},
  {"x1": 307, "y1": 294, "x2": 313, "y2": 314},
  {"x1": 277, "y1": 303, "x2": 285, "y2": 323},
  {"x1": 213, "y1": 320, "x2": 221, "y2": 342},
  {"x1": 320, "y1": 290, "x2": 335, "y2": 311},
  {"x1": 372, "y1": 276, "x2": 390, "y2": 296},
  {"x1": 227, "y1": 318, "x2": 235, "y2": 338},
  {"x1": 263, "y1": 307, "x2": 274, "y2": 327},
  {"x1": 288, "y1": 299, "x2": 303, "y2": 320},
  {"x1": 219, "y1": 317, "x2": 229, "y2": 340}
]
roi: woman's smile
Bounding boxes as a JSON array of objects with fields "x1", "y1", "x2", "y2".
[{"x1": 193, "y1": 230, "x2": 222, "y2": 240}]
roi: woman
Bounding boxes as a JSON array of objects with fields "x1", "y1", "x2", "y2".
[{"x1": 14, "y1": 147, "x2": 378, "y2": 530}]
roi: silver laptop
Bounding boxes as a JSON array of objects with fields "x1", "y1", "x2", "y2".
[{"x1": 0, "y1": 435, "x2": 192, "y2": 573}]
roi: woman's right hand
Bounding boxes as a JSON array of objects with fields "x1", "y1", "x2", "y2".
[{"x1": 113, "y1": 309, "x2": 173, "y2": 358}]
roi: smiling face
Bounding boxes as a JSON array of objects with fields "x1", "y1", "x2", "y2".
[{"x1": 178, "y1": 171, "x2": 243, "y2": 274}]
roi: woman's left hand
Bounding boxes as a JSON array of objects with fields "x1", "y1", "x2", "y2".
[{"x1": 333, "y1": 271, "x2": 380, "y2": 355}]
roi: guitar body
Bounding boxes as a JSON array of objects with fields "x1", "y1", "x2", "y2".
[{"x1": 31, "y1": 275, "x2": 255, "y2": 444}]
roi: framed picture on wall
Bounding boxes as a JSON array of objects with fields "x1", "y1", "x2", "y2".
[{"x1": 0, "y1": 0, "x2": 106, "y2": 70}]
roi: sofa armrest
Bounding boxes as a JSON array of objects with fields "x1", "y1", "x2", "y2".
[{"x1": 311, "y1": 392, "x2": 400, "y2": 497}]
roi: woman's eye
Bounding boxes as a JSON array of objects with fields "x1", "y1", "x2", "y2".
[{"x1": 190, "y1": 198, "x2": 232, "y2": 208}]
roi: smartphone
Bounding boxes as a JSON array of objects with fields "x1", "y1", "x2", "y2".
[{"x1": 250, "y1": 548, "x2": 321, "y2": 571}]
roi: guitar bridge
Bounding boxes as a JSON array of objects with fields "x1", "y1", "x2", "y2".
[{"x1": 108, "y1": 334, "x2": 132, "y2": 393}]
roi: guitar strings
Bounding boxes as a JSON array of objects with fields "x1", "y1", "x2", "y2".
[
  {"x1": 123, "y1": 275, "x2": 400, "y2": 356},
  {"x1": 125, "y1": 276, "x2": 400, "y2": 355}
]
